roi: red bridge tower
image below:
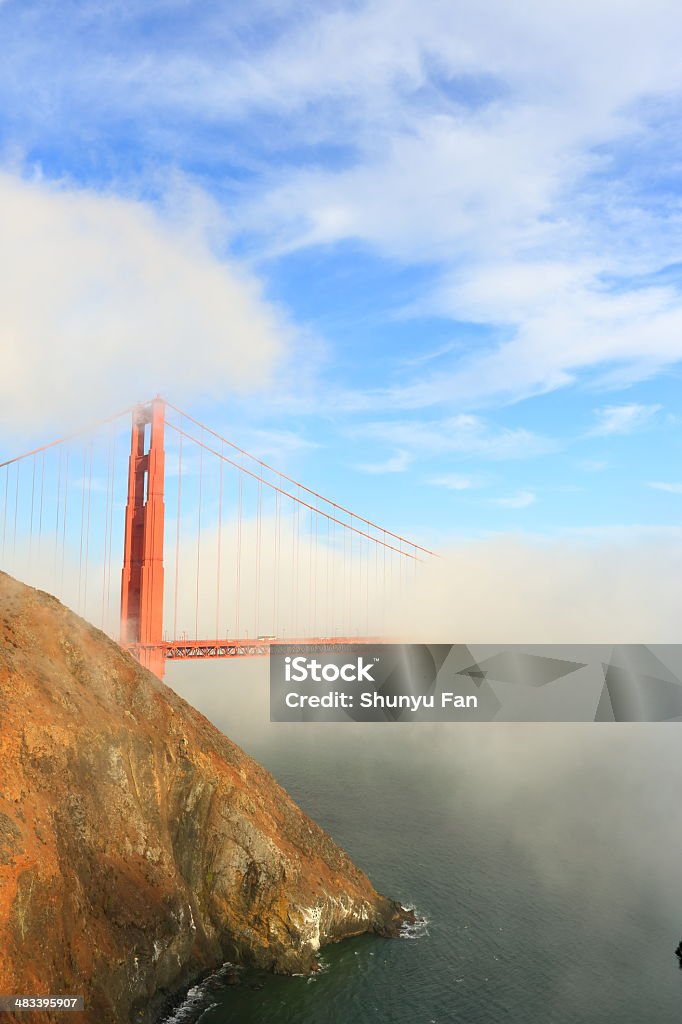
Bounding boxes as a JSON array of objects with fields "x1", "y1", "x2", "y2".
[{"x1": 120, "y1": 397, "x2": 166, "y2": 678}]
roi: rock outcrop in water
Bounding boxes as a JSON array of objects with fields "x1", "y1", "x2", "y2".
[{"x1": 0, "y1": 573, "x2": 408, "y2": 1023}]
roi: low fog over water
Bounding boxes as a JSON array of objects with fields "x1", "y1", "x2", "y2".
[
  {"x1": 169, "y1": 657, "x2": 682, "y2": 921},
  {"x1": 165, "y1": 656, "x2": 682, "y2": 1022},
  {"x1": 166, "y1": 531, "x2": 682, "y2": 945}
]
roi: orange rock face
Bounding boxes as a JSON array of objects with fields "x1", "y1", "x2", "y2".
[{"x1": 0, "y1": 573, "x2": 407, "y2": 1024}]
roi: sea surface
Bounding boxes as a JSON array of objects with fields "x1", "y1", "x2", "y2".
[{"x1": 162, "y1": 662, "x2": 682, "y2": 1024}]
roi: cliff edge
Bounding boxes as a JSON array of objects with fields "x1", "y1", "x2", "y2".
[{"x1": 0, "y1": 572, "x2": 407, "y2": 1023}]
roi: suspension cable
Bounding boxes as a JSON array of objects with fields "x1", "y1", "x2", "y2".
[{"x1": 164, "y1": 400, "x2": 434, "y2": 556}]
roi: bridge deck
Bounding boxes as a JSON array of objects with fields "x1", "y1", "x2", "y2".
[{"x1": 123, "y1": 637, "x2": 388, "y2": 661}]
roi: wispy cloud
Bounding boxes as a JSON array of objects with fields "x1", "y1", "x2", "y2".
[
  {"x1": 648, "y1": 481, "x2": 682, "y2": 494},
  {"x1": 242, "y1": 428, "x2": 321, "y2": 462},
  {"x1": 589, "y1": 404, "x2": 661, "y2": 436},
  {"x1": 428, "y1": 473, "x2": 483, "y2": 490},
  {"x1": 492, "y1": 490, "x2": 536, "y2": 509},
  {"x1": 353, "y1": 415, "x2": 556, "y2": 461},
  {"x1": 2, "y1": 2, "x2": 682, "y2": 422},
  {"x1": 354, "y1": 450, "x2": 412, "y2": 474},
  {"x1": 223, "y1": 4, "x2": 682, "y2": 409}
]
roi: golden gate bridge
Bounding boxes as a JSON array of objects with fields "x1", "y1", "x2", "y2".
[{"x1": 0, "y1": 398, "x2": 433, "y2": 678}]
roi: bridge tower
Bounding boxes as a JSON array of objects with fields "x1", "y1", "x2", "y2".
[{"x1": 120, "y1": 397, "x2": 166, "y2": 678}]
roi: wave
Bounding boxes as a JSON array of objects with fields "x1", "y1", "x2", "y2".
[
  {"x1": 159, "y1": 964, "x2": 241, "y2": 1024},
  {"x1": 400, "y1": 905, "x2": 429, "y2": 940}
]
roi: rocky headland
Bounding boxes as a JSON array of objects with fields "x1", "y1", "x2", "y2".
[{"x1": 0, "y1": 572, "x2": 410, "y2": 1023}]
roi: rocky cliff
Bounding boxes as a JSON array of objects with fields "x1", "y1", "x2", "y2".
[{"x1": 0, "y1": 572, "x2": 408, "y2": 1024}]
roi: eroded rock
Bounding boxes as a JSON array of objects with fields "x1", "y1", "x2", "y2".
[{"x1": 0, "y1": 572, "x2": 409, "y2": 1023}]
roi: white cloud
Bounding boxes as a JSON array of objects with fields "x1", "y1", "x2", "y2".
[
  {"x1": 0, "y1": 171, "x2": 288, "y2": 435},
  {"x1": 428, "y1": 473, "x2": 482, "y2": 490},
  {"x1": 307, "y1": 272, "x2": 682, "y2": 415},
  {"x1": 30, "y1": 0, "x2": 682, "y2": 142},
  {"x1": 649, "y1": 481, "x2": 682, "y2": 494},
  {"x1": 354, "y1": 415, "x2": 555, "y2": 460},
  {"x1": 354, "y1": 450, "x2": 412, "y2": 474},
  {"x1": 590, "y1": 404, "x2": 661, "y2": 436},
  {"x1": 219, "y1": 2, "x2": 682, "y2": 408},
  {"x1": 4, "y1": 2, "x2": 682, "y2": 421},
  {"x1": 227, "y1": 0, "x2": 681, "y2": 269},
  {"x1": 493, "y1": 490, "x2": 536, "y2": 509},
  {"x1": 241, "y1": 428, "x2": 321, "y2": 462}
]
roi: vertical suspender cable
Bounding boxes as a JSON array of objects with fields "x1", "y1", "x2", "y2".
[
  {"x1": 235, "y1": 474, "x2": 243, "y2": 639},
  {"x1": 38, "y1": 452, "x2": 45, "y2": 560},
  {"x1": 101, "y1": 428, "x2": 113, "y2": 629},
  {"x1": 101, "y1": 436, "x2": 110, "y2": 627},
  {"x1": 61, "y1": 449, "x2": 70, "y2": 591},
  {"x1": 327, "y1": 520, "x2": 333, "y2": 630},
  {"x1": 12, "y1": 461, "x2": 20, "y2": 563},
  {"x1": 216, "y1": 442, "x2": 223, "y2": 639},
  {"x1": 325, "y1": 516, "x2": 330, "y2": 634},
  {"x1": 348, "y1": 514, "x2": 353, "y2": 634},
  {"x1": 307, "y1": 507, "x2": 313, "y2": 634},
  {"x1": 289, "y1": 494, "x2": 294, "y2": 635},
  {"x1": 374, "y1": 536, "x2": 378, "y2": 630},
  {"x1": 78, "y1": 446, "x2": 87, "y2": 611},
  {"x1": 273, "y1": 486, "x2": 280, "y2": 635},
  {"x1": 194, "y1": 445, "x2": 203, "y2": 640},
  {"x1": 313, "y1": 509, "x2": 318, "y2": 635},
  {"x1": 398, "y1": 539, "x2": 401, "y2": 594},
  {"x1": 255, "y1": 475, "x2": 262, "y2": 638},
  {"x1": 294, "y1": 490, "x2": 300, "y2": 634},
  {"x1": 29, "y1": 456, "x2": 36, "y2": 564},
  {"x1": 378, "y1": 532, "x2": 385, "y2": 634},
  {"x1": 2, "y1": 467, "x2": 9, "y2": 559},
  {"x1": 55, "y1": 446, "x2": 62, "y2": 584},
  {"x1": 364, "y1": 535, "x2": 369, "y2": 633},
  {"x1": 106, "y1": 430, "x2": 116, "y2": 629},
  {"x1": 83, "y1": 441, "x2": 93, "y2": 614},
  {"x1": 341, "y1": 518, "x2": 346, "y2": 635},
  {"x1": 173, "y1": 432, "x2": 183, "y2": 640}
]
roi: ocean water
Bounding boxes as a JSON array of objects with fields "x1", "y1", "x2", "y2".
[{"x1": 163, "y1": 662, "x2": 682, "y2": 1023}]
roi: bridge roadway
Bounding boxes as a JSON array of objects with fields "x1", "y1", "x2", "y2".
[{"x1": 123, "y1": 636, "x2": 388, "y2": 662}]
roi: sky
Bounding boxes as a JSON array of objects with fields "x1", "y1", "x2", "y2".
[{"x1": 1, "y1": 0, "x2": 681, "y2": 545}]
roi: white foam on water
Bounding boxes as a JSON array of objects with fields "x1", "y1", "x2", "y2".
[
  {"x1": 399, "y1": 905, "x2": 429, "y2": 940},
  {"x1": 159, "y1": 964, "x2": 239, "y2": 1023}
]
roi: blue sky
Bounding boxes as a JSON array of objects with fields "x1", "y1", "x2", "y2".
[{"x1": 1, "y1": 0, "x2": 681, "y2": 545}]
